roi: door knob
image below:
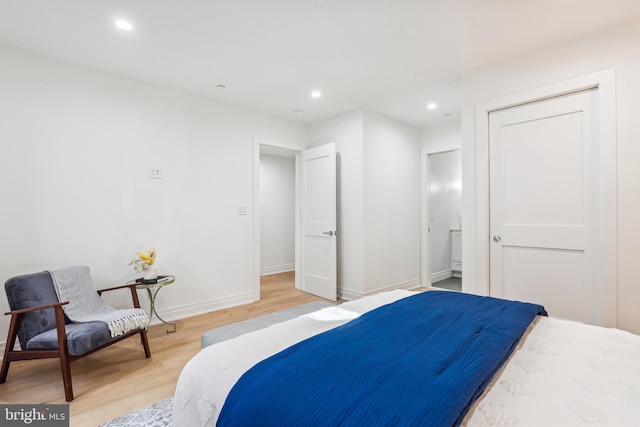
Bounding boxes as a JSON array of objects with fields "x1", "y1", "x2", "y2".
[
  {"x1": 493, "y1": 235, "x2": 501, "y2": 243},
  {"x1": 323, "y1": 231, "x2": 334, "y2": 236}
]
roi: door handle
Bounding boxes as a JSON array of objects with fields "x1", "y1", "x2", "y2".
[
  {"x1": 323, "y1": 231, "x2": 335, "y2": 236},
  {"x1": 493, "y1": 235, "x2": 501, "y2": 243}
]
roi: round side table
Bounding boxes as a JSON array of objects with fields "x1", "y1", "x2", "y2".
[{"x1": 134, "y1": 275, "x2": 176, "y2": 333}]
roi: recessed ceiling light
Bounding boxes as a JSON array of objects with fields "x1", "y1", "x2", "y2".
[
  {"x1": 115, "y1": 19, "x2": 133, "y2": 31},
  {"x1": 426, "y1": 103, "x2": 437, "y2": 110},
  {"x1": 294, "y1": 110, "x2": 305, "y2": 115},
  {"x1": 311, "y1": 90, "x2": 322, "y2": 98}
]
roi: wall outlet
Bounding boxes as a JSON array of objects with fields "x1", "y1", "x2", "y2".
[
  {"x1": 148, "y1": 168, "x2": 162, "y2": 179},
  {"x1": 238, "y1": 206, "x2": 248, "y2": 215}
]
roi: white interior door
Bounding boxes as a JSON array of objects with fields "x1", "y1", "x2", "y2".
[
  {"x1": 300, "y1": 143, "x2": 337, "y2": 301},
  {"x1": 489, "y1": 89, "x2": 611, "y2": 325}
]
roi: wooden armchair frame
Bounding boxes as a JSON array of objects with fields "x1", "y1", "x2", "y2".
[{"x1": 1, "y1": 283, "x2": 151, "y2": 402}]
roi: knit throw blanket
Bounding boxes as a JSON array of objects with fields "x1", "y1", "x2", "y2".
[{"x1": 49, "y1": 266, "x2": 149, "y2": 338}]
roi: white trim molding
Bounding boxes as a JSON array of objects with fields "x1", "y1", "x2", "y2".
[
  {"x1": 261, "y1": 263, "x2": 295, "y2": 276},
  {"x1": 150, "y1": 291, "x2": 255, "y2": 326},
  {"x1": 339, "y1": 278, "x2": 422, "y2": 301},
  {"x1": 431, "y1": 269, "x2": 452, "y2": 284}
]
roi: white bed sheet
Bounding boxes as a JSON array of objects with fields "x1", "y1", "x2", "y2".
[
  {"x1": 172, "y1": 289, "x2": 415, "y2": 426},
  {"x1": 173, "y1": 290, "x2": 640, "y2": 426}
]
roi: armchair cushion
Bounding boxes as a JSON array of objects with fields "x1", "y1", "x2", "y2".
[
  {"x1": 26, "y1": 321, "x2": 112, "y2": 356},
  {"x1": 5, "y1": 272, "x2": 64, "y2": 347}
]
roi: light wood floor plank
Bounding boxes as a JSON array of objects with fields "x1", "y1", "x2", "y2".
[{"x1": 0, "y1": 272, "x2": 335, "y2": 426}]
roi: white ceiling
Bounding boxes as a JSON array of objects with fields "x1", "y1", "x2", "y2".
[{"x1": 1, "y1": 0, "x2": 639, "y2": 128}]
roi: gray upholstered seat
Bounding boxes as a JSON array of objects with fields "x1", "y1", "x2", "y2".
[
  {"x1": 1, "y1": 269, "x2": 151, "y2": 401},
  {"x1": 26, "y1": 321, "x2": 112, "y2": 355},
  {"x1": 4, "y1": 272, "x2": 114, "y2": 356}
]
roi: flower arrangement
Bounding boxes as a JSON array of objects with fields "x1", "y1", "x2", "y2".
[{"x1": 129, "y1": 248, "x2": 157, "y2": 273}]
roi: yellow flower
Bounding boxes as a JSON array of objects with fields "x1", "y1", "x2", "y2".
[
  {"x1": 136, "y1": 252, "x2": 154, "y2": 264},
  {"x1": 129, "y1": 247, "x2": 157, "y2": 273}
]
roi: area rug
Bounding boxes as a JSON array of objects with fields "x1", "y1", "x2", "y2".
[
  {"x1": 96, "y1": 397, "x2": 172, "y2": 427},
  {"x1": 97, "y1": 301, "x2": 333, "y2": 426}
]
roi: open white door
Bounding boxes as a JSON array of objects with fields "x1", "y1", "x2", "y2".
[{"x1": 300, "y1": 143, "x2": 337, "y2": 301}]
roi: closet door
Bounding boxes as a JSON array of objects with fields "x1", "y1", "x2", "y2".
[{"x1": 489, "y1": 89, "x2": 605, "y2": 324}]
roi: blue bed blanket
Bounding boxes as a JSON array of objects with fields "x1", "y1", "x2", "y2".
[{"x1": 218, "y1": 291, "x2": 547, "y2": 427}]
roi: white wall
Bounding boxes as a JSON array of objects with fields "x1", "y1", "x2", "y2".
[
  {"x1": 309, "y1": 111, "x2": 365, "y2": 297},
  {"x1": 0, "y1": 46, "x2": 308, "y2": 344},
  {"x1": 460, "y1": 18, "x2": 640, "y2": 333},
  {"x1": 260, "y1": 154, "x2": 295, "y2": 275},
  {"x1": 310, "y1": 110, "x2": 421, "y2": 298},
  {"x1": 420, "y1": 119, "x2": 461, "y2": 153},
  {"x1": 362, "y1": 111, "x2": 421, "y2": 294}
]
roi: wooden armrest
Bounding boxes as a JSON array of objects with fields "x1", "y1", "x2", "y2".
[
  {"x1": 97, "y1": 283, "x2": 143, "y2": 309},
  {"x1": 97, "y1": 283, "x2": 137, "y2": 295},
  {"x1": 4, "y1": 301, "x2": 69, "y2": 316}
]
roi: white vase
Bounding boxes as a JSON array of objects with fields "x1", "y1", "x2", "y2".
[{"x1": 143, "y1": 266, "x2": 158, "y2": 280}]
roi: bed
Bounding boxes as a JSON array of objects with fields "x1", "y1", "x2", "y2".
[{"x1": 173, "y1": 290, "x2": 640, "y2": 426}]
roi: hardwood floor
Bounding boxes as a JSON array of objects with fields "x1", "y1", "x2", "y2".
[{"x1": 0, "y1": 272, "x2": 334, "y2": 426}]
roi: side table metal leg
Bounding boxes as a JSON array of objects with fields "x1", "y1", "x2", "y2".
[
  {"x1": 151, "y1": 286, "x2": 177, "y2": 333},
  {"x1": 145, "y1": 288, "x2": 154, "y2": 325}
]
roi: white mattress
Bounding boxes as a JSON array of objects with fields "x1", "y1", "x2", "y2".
[
  {"x1": 465, "y1": 315, "x2": 640, "y2": 426},
  {"x1": 173, "y1": 290, "x2": 640, "y2": 426}
]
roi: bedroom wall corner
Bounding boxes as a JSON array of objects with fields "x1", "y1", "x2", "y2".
[
  {"x1": 309, "y1": 110, "x2": 366, "y2": 298},
  {"x1": 362, "y1": 110, "x2": 421, "y2": 294},
  {"x1": 309, "y1": 109, "x2": 422, "y2": 298}
]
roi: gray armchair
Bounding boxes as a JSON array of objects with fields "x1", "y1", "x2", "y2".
[{"x1": 1, "y1": 270, "x2": 151, "y2": 401}]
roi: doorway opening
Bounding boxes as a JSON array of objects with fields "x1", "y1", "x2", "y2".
[
  {"x1": 253, "y1": 138, "x2": 304, "y2": 302},
  {"x1": 422, "y1": 149, "x2": 462, "y2": 291},
  {"x1": 253, "y1": 139, "x2": 338, "y2": 302},
  {"x1": 259, "y1": 151, "x2": 296, "y2": 293}
]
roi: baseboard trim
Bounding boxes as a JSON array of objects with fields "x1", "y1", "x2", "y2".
[
  {"x1": 338, "y1": 287, "x2": 362, "y2": 301},
  {"x1": 149, "y1": 291, "x2": 256, "y2": 326},
  {"x1": 261, "y1": 264, "x2": 295, "y2": 276},
  {"x1": 339, "y1": 278, "x2": 422, "y2": 301},
  {"x1": 431, "y1": 269, "x2": 452, "y2": 284}
]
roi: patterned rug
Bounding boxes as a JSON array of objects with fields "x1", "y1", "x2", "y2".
[{"x1": 96, "y1": 397, "x2": 172, "y2": 427}]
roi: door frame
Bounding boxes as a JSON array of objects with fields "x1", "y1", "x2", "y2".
[
  {"x1": 420, "y1": 148, "x2": 462, "y2": 288},
  {"x1": 252, "y1": 137, "x2": 306, "y2": 301},
  {"x1": 472, "y1": 69, "x2": 617, "y2": 326}
]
